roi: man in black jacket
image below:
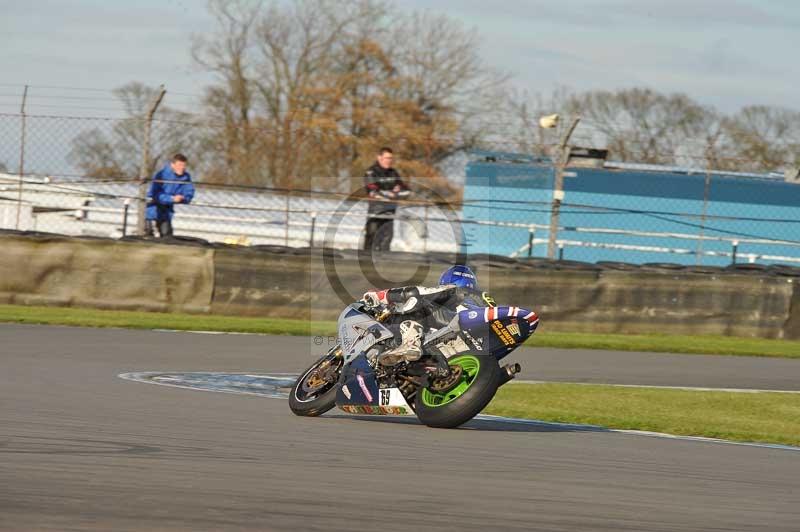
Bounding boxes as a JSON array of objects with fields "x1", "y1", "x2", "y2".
[{"x1": 363, "y1": 147, "x2": 410, "y2": 251}]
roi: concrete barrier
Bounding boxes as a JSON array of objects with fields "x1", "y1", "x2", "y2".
[
  {"x1": 2, "y1": 232, "x2": 799, "y2": 339},
  {"x1": 0, "y1": 233, "x2": 214, "y2": 313},
  {"x1": 210, "y1": 246, "x2": 800, "y2": 338},
  {"x1": 479, "y1": 265, "x2": 796, "y2": 338},
  {"x1": 211, "y1": 248, "x2": 448, "y2": 321}
]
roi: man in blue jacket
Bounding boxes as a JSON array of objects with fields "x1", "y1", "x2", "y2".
[{"x1": 145, "y1": 153, "x2": 195, "y2": 237}]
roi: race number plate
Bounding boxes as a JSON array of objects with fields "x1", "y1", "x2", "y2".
[{"x1": 338, "y1": 387, "x2": 413, "y2": 416}]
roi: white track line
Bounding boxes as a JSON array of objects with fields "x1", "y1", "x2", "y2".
[{"x1": 151, "y1": 329, "x2": 265, "y2": 336}]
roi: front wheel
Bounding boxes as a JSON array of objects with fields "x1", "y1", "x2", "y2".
[
  {"x1": 289, "y1": 345, "x2": 343, "y2": 417},
  {"x1": 414, "y1": 354, "x2": 500, "y2": 429}
]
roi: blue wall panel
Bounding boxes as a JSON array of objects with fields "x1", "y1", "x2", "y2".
[{"x1": 463, "y1": 157, "x2": 800, "y2": 265}]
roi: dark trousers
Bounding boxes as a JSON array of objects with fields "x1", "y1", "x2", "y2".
[
  {"x1": 363, "y1": 215, "x2": 394, "y2": 251},
  {"x1": 145, "y1": 219, "x2": 173, "y2": 238}
]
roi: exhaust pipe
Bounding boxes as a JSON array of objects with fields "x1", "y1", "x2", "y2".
[{"x1": 498, "y1": 362, "x2": 521, "y2": 386}]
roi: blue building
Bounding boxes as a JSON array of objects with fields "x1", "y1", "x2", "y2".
[{"x1": 463, "y1": 152, "x2": 800, "y2": 266}]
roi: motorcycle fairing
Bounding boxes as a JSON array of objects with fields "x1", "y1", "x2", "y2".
[
  {"x1": 457, "y1": 306, "x2": 539, "y2": 359},
  {"x1": 335, "y1": 354, "x2": 413, "y2": 416},
  {"x1": 338, "y1": 387, "x2": 414, "y2": 416},
  {"x1": 337, "y1": 304, "x2": 394, "y2": 364}
]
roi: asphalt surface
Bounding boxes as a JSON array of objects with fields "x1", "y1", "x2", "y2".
[{"x1": 2, "y1": 323, "x2": 799, "y2": 531}]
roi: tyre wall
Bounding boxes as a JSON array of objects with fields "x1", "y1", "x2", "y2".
[
  {"x1": 0, "y1": 233, "x2": 214, "y2": 313},
  {"x1": 1, "y1": 232, "x2": 799, "y2": 339}
]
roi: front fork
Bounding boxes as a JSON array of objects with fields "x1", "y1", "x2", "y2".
[{"x1": 426, "y1": 346, "x2": 454, "y2": 378}]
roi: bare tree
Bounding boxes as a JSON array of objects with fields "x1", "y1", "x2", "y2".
[
  {"x1": 69, "y1": 129, "x2": 125, "y2": 179},
  {"x1": 504, "y1": 86, "x2": 576, "y2": 157},
  {"x1": 667, "y1": 105, "x2": 727, "y2": 170},
  {"x1": 504, "y1": 86, "x2": 756, "y2": 172},
  {"x1": 193, "y1": 0, "x2": 384, "y2": 188},
  {"x1": 388, "y1": 12, "x2": 507, "y2": 153},
  {"x1": 721, "y1": 105, "x2": 800, "y2": 172},
  {"x1": 566, "y1": 88, "x2": 715, "y2": 165},
  {"x1": 192, "y1": 0, "x2": 505, "y2": 199},
  {"x1": 192, "y1": 0, "x2": 262, "y2": 185},
  {"x1": 68, "y1": 82, "x2": 201, "y2": 180}
]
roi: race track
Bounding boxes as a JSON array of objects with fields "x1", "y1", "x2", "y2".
[{"x1": 2, "y1": 324, "x2": 799, "y2": 531}]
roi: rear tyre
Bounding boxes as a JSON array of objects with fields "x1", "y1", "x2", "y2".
[
  {"x1": 414, "y1": 354, "x2": 500, "y2": 429},
  {"x1": 289, "y1": 346, "x2": 343, "y2": 417}
]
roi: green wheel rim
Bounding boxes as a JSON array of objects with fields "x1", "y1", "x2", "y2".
[{"x1": 421, "y1": 355, "x2": 481, "y2": 408}]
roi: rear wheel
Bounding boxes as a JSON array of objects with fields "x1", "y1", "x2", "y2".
[
  {"x1": 289, "y1": 346, "x2": 343, "y2": 417},
  {"x1": 414, "y1": 354, "x2": 500, "y2": 428}
]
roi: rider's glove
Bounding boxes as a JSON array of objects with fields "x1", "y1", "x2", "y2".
[{"x1": 363, "y1": 289, "x2": 388, "y2": 308}]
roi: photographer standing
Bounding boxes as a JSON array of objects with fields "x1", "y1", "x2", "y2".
[{"x1": 363, "y1": 147, "x2": 410, "y2": 251}]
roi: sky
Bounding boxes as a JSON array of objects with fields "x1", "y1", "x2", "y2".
[{"x1": 1, "y1": 0, "x2": 798, "y2": 116}]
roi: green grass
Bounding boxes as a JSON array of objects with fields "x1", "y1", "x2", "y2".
[
  {"x1": 531, "y1": 331, "x2": 800, "y2": 359},
  {"x1": 2, "y1": 303, "x2": 800, "y2": 358},
  {"x1": 487, "y1": 383, "x2": 800, "y2": 446},
  {"x1": 0, "y1": 304, "x2": 337, "y2": 337}
]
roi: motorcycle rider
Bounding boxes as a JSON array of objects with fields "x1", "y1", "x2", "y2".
[{"x1": 362, "y1": 265, "x2": 496, "y2": 367}]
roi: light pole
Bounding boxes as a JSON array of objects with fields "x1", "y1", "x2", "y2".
[{"x1": 542, "y1": 114, "x2": 581, "y2": 260}]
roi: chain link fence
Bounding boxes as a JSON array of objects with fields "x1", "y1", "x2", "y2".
[
  {"x1": 0, "y1": 175, "x2": 462, "y2": 252},
  {"x1": 2, "y1": 108, "x2": 800, "y2": 266},
  {"x1": 462, "y1": 157, "x2": 800, "y2": 266}
]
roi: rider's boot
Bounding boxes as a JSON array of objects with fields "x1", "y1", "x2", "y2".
[{"x1": 378, "y1": 320, "x2": 424, "y2": 367}]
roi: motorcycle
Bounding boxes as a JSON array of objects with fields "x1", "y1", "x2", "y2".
[{"x1": 289, "y1": 300, "x2": 539, "y2": 428}]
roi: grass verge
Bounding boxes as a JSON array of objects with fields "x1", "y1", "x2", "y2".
[
  {"x1": 532, "y1": 331, "x2": 800, "y2": 359},
  {"x1": 2, "y1": 304, "x2": 800, "y2": 358},
  {"x1": 0, "y1": 304, "x2": 337, "y2": 337},
  {"x1": 487, "y1": 383, "x2": 800, "y2": 447}
]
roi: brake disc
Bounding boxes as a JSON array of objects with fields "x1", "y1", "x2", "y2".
[{"x1": 428, "y1": 365, "x2": 463, "y2": 393}]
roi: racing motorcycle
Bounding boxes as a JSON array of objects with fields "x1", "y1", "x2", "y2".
[{"x1": 289, "y1": 300, "x2": 538, "y2": 428}]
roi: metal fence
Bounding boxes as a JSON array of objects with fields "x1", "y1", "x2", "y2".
[
  {"x1": 462, "y1": 157, "x2": 800, "y2": 266},
  {"x1": 0, "y1": 173, "x2": 463, "y2": 252},
  {"x1": 2, "y1": 108, "x2": 800, "y2": 266}
]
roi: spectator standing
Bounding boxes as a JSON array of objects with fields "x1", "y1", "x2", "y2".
[
  {"x1": 145, "y1": 153, "x2": 195, "y2": 238},
  {"x1": 363, "y1": 147, "x2": 410, "y2": 251}
]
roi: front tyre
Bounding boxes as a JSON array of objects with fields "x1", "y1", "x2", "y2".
[
  {"x1": 414, "y1": 354, "x2": 500, "y2": 429},
  {"x1": 289, "y1": 345, "x2": 343, "y2": 417}
]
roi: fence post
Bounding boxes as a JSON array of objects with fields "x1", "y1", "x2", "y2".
[
  {"x1": 423, "y1": 203, "x2": 430, "y2": 254},
  {"x1": 136, "y1": 85, "x2": 166, "y2": 236},
  {"x1": 527, "y1": 227, "x2": 535, "y2": 258},
  {"x1": 15, "y1": 85, "x2": 28, "y2": 230},
  {"x1": 696, "y1": 154, "x2": 712, "y2": 265},
  {"x1": 558, "y1": 243, "x2": 564, "y2": 261},
  {"x1": 547, "y1": 116, "x2": 580, "y2": 259},
  {"x1": 731, "y1": 240, "x2": 738, "y2": 265},
  {"x1": 309, "y1": 211, "x2": 317, "y2": 247},
  {"x1": 284, "y1": 188, "x2": 291, "y2": 246},
  {"x1": 122, "y1": 199, "x2": 130, "y2": 237}
]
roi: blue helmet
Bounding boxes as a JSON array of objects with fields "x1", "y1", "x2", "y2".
[{"x1": 440, "y1": 265, "x2": 477, "y2": 289}]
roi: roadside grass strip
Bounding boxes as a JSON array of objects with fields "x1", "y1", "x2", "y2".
[
  {"x1": 0, "y1": 304, "x2": 337, "y2": 337},
  {"x1": 487, "y1": 383, "x2": 800, "y2": 447},
  {"x1": 533, "y1": 331, "x2": 800, "y2": 359},
  {"x1": 3, "y1": 304, "x2": 800, "y2": 358}
]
